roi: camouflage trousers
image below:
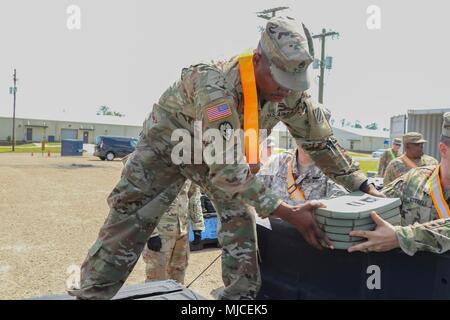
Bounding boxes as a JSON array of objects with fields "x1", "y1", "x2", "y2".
[
  {"x1": 69, "y1": 112, "x2": 260, "y2": 300},
  {"x1": 142, "y1": 233, "x2": 190, "y2": 285}
]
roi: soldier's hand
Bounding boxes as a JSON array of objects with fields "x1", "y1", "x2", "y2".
[
  {"x1": 249, "y1": 163, "x2": 261, "y2": 175},
  {"x1": 147, "y1": 236, "x2": 162, "y2": 252},
  {"x1": 348, "y1": 211, "x2": 399, "y2": 253},
  {"x1": 272, "y1": 201, "x2": 333, "y2": 250},
  {"x1": 366, "y1": 184, "x2": 386, "y2": 198}
]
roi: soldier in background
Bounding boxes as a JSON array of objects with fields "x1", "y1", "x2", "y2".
[
  {"x1": 383, "y1": 132, "x2": 438, "y2": 185},
  {"x1": 377, "y1": 138, "x2": 402, "y2": 177},
  {"x1": 142, "y1": 180, "x2": 204, "y2": 285},
  {"x1": 349, "y1": 113, "x2": 450, "y2": 255},
  {"x1": 257, "y1": 144, "x2": 348, "y2": 203}
]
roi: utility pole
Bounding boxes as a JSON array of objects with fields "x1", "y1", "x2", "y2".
[
  {"x1": 10, "y1": 69, "x2": 18, "y2": 151},
  {"x1": 312, "y1": 29, "x2": 339, "y2": 104},
  {"x1": 256, "y1": 6, "x2": 289, "y2": 20}
]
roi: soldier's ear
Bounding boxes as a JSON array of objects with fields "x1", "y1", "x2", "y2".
[
  {"x1": 439, "y1": 142, "x2": 448, "y2": 157},
  {"x1": 253, "y1": 52, "x2": 262, "y2": 67}
]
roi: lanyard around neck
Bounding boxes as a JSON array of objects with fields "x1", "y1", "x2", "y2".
[
  {"x1": 430, "y1": 165, "x2": 450, "y2": 219},
  {"x1": 287, "y1": 156, "x2": 305, "y2": 204}
]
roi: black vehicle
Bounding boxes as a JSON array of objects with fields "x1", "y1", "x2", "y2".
[{"x1": 94, "y1": 135, "x2": 138, "y2": 161}]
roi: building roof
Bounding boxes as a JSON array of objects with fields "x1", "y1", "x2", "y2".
[
  {"x1": 273, "y1": 122, "x2": 389, "y2": 139},
  {"x1": 330, "y1": 126, "x2": 389, "y2": 138},
  {"x1": 407, "y1": 108, "x2": 450, "y2": 115},
  {"x1": 0, "y1": 112, "x2": 144, "y2": 127}
]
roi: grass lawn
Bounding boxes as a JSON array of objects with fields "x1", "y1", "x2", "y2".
[
  {"x1": 357, "y1": 159, "x2": 378, "y2": 175},
  {"x1": 347, "y1": 151, "x2": 373, "y2": 158},
  {"x1": 0, "y1": 143, "x2": 61, "y2": 154}
]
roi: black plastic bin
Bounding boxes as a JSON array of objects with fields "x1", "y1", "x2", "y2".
[{"x1": 256, "y1": 218, "x2": 450, "y2": 300}]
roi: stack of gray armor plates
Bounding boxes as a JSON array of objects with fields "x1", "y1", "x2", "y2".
[{"x1": 314, "y1": 193, "x2": 402, "y2": 250}]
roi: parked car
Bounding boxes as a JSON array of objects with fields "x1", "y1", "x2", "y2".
[
  {"x1": 371, "y1": 149, "x2": 386, "y2": 158},
  {"x1": 94, "y1": 136, "x2": 138, "y2": 161}
]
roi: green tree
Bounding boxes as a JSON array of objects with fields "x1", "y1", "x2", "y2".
[
  {"x1": 365, "y1": 122, "x2": 379, "y2": 130},
  {"x1": 354, "y1": 120, "x2": 363, "y2": 129},
  {"x1": 96, "y1": 105, "x2": 125, "y2": 117}
]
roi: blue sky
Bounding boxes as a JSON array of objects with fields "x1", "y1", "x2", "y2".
[{"x1": 0, "y1": 0, "x2": 449, "y2": 128}]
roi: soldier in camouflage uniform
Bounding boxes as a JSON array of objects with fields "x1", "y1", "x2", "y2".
[
  {"x1": 383, "y1": 132, "x2": 438, "y2": 185},
  {"x1": 377, "y1": 138, "x2": 402, "y2": 177},
  {"x1": 257, "y1": 147, "x2": 348, "y2": 204},
  {"x1": 70, "y1": 17, "x2": 382, "y2": 300},
  {"x1": 142, "y1": 180, "x2": 204, "y2": 284},
  {"x1": 349, "y1": 113, "x2": 450, "y2": 255}
]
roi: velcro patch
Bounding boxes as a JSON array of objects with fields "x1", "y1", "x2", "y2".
[{"x1": 206, "y1": 103, "x2": 232, "y2": 122}]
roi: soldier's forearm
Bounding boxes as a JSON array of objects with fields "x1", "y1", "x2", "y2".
[
  {"x1": 209, "y1": 163, "x2": 282, "y2": 216},
  {"x1": 395, "y1": 219, "x2": 450, "y2": 256},
  {"x1": 302, "y1": 139, "x2": 367, "y2": 191}
]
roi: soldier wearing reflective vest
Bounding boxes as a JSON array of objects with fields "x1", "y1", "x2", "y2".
[
  {"x1": 349, "y1": 113, "x2": 450, "y2": 255},
  {"x1": 258, "y1": 144, "x2": 348, "y2": 204},
  {"x1": 70, "y1": 17, "x2": 383, "y2": 300},
  {"x1": 377, "y1": 138, "x2": 402, "y2": 177},
  {"x1": 383, "y1": 132, "x2": 438, "y2": 185}
]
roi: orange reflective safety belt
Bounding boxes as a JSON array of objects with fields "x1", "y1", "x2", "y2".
[
  {"x1": 239, "y1": 52, "x2": 259, "y2": 164},
  {"x1": 389, "y1": 149, "x2": 397, "y2": 160},
  {"x1": 286, "y1": 157, "x2": 306, "y2": 204},
  {"x1": 429, "y1": 165, "x2": 450, "y2": 219},
  {"x1": 400, "y1": 155, "x2": 417, "y2": 169}
]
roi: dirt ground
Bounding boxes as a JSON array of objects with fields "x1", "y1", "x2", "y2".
[{"x1": 0, "y1": 153, "x2": 223, "y2": 299}]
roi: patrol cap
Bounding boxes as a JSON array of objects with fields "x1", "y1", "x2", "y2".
[
  {"x1": 403, "y1": 132, "x2": 427, "y2": 145},
  {"x1": 393, "y1": 138, "x2": 402, "y2": 145},
  {"x1": 260, "y1": 17, "x2": 313, "y2": 92},
  {"x1": 442, "y1": 112, "x2": 450, "y2": 138}
]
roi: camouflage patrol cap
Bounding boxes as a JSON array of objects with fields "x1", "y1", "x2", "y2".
[
  {"x1": 403, "y1": 132, "x2": 427, "y2": 145},
  {"x1": 260, "y1": 17, "x2": 313, "y2": 92},
  {"x1": 442, "y1": 112, "x2": 450, "y2": 138},
  {"x1": 393, "y1": 138, "x2": 402, "y2": 145}
]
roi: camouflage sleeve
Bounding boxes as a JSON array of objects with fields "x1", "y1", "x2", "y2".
[
  {"x1": 394, "y1": 218, "x2": 450, "y2": 256},
  {"x1": 325, "y1": 177, "x2": 349, "y2": 199},
  {"x1": 280, "y1": 94, "x2": 367, "y2": 191},
  {"x1": 428, "y1": 156, "x2": 439, "y2": 166},
  {"x1": 188, "y1": 183, "x2": 205, "y2": 231},
  {"x1": 189, "y1": 65, "x2": 282, "y2": 217},
  {"x1": 381, "y1": 174, "x2": 408, "y2": 198}
]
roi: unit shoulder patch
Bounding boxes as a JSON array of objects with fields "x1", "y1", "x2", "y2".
[{"x1": 218, "y1": 121, "x2": 234, "y2": 141}]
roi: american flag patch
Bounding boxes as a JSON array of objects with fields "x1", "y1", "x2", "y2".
[{"x1": 206, "y1": 103, "x2": 232, "y2": 122}]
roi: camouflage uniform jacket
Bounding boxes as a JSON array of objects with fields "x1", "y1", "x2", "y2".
[
  {"x1": 148, "y1": 55, "x2": 367, "y2": 217},
  {"x1": 257, "y1": 151, "x2": 348, "y2": 205},
  {"x1": 151, "y1": 180, "x2": 204, "y2": 238},
  {"x1": 383, "y1": 165, "x2": 450, "y2": 255},
  {"x1": 383, "y1": 154, "x2": 438, "y2": 185},
  {"x1": 377, "y1": 148, "x2": 399, "y2": 177}
]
